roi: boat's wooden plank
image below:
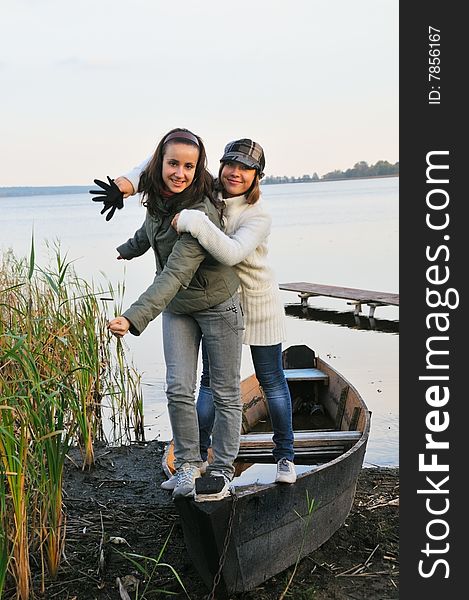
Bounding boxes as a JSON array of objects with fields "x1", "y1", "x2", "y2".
[
  {"x1": 283, "y1": 368, "x2": 328, "y2": 382},
  {"x1": 279, "y1": 281, "x2": 399, "y2": 306},
  {"x1": 241, "y1": 430, "x2": 361, "y2": 443},
  {"x1": 239, "y1": 446, "x2": 348, "y2": 455},
  {"x1": 240, "y1": 430, "x2": 361, "y2": 449},
  {"x1": 241, "y1": 372, "x2": 269, "y2": 433},
  {"x1": 237, "y1": 447, "x2": 346, "y2": 459}
]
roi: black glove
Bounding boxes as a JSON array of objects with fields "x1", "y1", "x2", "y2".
[{"x1": 89, "y1": 176, "x2": 124, "y2": 221}]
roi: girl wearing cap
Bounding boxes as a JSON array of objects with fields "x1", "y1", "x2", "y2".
[
  {"x1": 104, "y1": 128, "x2": 244, "y2": 500},
  {"x1": 119, "y1": 138, "x2": 296, "y2": 484}
]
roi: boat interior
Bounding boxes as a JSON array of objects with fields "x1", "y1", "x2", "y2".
[
  {"x1": 163, "y1": 345, "x2": 367, "y2": 479},
  {"x1": 236, "y1": 345, "x2": 365, "y2": 471}
]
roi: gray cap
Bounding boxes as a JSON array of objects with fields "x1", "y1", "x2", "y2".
[{"x1": 220, "y1": 139, "x2": 265, "y2": 176}]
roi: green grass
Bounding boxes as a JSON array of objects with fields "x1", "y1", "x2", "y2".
[
  {"x1": 279, "y1": 491, "x2": 318, "y2": 600},
  {"x1": 116, "y1": 526, "x2": 190, "y2": 599}
]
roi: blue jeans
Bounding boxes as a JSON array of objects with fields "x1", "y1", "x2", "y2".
[
  {"x1": 162, "y1": 294, "x2": 243, "y2": 479},
  {"x1": 197, "y1": 341, "x2": 294, "y2": 462}
]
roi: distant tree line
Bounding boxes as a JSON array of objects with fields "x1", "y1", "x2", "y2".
[
  {"x1": 261, "y1": 160, "x2": 399, "y2": 185},
  {"x1": 1, "y1": 160, "x2": 399, "y2": 197},
  {"x1": 0, "y1": 185, "x2": 90, "y2": 197}
]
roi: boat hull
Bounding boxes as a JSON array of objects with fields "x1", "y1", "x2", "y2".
[
  {"x1": 176, "y1": 441, "x2": 366, "y2": 594},
  {"x1": 172, "y1": 345, "x2": 370, "y2": 596}
]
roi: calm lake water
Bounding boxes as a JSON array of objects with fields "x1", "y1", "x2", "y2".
[{"x1": 0, "y1": 177, "x2": 399, "y2": 467}]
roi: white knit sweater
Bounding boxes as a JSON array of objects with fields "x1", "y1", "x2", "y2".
[{"x1": 177, "y1": 193, "x2": 287, "y2": 346}]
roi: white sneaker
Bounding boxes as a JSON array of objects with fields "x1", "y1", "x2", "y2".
[
  {"x1": 195, "y1": 470, "x2": 232, "y2": 502},
  {"x1": 275, "y1": 458, "x2": 297, "y2": 484},
  {"x1": 160, "y1": 474, "x2": 177, "y2": 491},
  {"x1": 161, "y1": 461, "x2": 208, "y2": 491},
  {"x1": 172, "y1": 464, "x2": 201, "y2": 499}
]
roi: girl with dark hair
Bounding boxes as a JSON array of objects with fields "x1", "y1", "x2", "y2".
[
  {"x1": 120, "y1": 138, "x2": 296, "y2": 486},
  {"x1": 104, "y1": 128, "x2": 244, "y2": 500}
]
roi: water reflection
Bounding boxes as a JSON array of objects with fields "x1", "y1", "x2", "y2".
[{"x1": 284, "y1": 304, "x2": 399, "y2": 334}]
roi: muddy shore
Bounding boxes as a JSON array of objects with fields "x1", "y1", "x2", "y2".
[{"x1": 11, "y1": 441, "x2": 399, "y2": 599}]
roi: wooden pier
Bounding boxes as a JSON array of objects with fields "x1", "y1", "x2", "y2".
[{"x1": 279, "y1": 282, "x2": 399, "y2": 318}]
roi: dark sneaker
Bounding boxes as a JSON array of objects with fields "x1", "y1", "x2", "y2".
[
  {"x1": 195, "y1": 470, "x2": 232, "y2": 502},
  {"x1": 275, "y1": 458, "x2": 297, "y2": 484},
  {"x1": 172, "y1": 464, "x2": 201, "y2": 498}
]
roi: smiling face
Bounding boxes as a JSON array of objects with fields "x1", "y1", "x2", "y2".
[
  {"x1": 162, "y1": 142, "x2": 199, "y2": 193},
  {"x1": 220, "y1": 161, "x2": 257, "y2": 198}
]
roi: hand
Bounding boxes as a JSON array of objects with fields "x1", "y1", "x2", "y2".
[
  {"x1": 114, "y1": 176, "x2": 135, "y2": 198},
  {"x1": 89, "y1": 176, "x2": 124, "y2": 221},
  {"x1": 108, "y1": 316, "x2": 130, "y2": 338},
  {"x1": 171, "y1": 212, "x2": 180, "y2": 231}
]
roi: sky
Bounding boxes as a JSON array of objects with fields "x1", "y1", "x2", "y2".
[{"x1": 0, "y1": 0, "x2": 398, "y2": 186}]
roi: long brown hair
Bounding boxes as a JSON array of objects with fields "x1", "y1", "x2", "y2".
[
  {"x1": 216, "y1": 164, "x2": 261, "y2": 205},
  {"x1": 138, "y1": 127, "x2": 215, "y2": 217}
]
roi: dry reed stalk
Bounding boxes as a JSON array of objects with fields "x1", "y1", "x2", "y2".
[{"x1": 8, "y1": 426, "x2": 31, "y2": 600}]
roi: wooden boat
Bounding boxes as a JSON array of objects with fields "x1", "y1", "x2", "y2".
[{"x1": 164, "y1": 344, "x2": 370, "y2": 597}]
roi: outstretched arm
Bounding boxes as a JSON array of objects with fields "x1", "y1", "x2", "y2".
[
  {"x1": 90, "y1": 155, "x2": 151, "y2": 221},
  {"x1": 116, "y1": 155, "x2": 152, "y2": 196},
  {"x1": 114, "y1": 177, "x2": 135, "y2": 198},
  {"x1": 174, "y1": 208, "x2": 271, "y2": 266}
]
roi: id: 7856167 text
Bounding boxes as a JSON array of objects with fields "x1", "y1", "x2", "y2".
[{"x1": 428, "y1": 26, "x2": 441, "y2": 105}]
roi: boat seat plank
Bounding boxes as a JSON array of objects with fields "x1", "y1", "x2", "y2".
[
  {"x1": 283, "y1": 368, "x2": 328, "y2": 382},
  {"x1": 240, "y1": 430, "x2": 361, "y2": 449},
  {"x1": 238, "y1": 447, "x2": 346, "y2": 455},
  {"x1": 237, "y1": 448, "x2": 346, "y2": 461}
]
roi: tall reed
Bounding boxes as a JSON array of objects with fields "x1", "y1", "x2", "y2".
[
  {"x1": 0, "y1": 452, "x2": 9, "y2": 598},
  {"x1": 0, "y1": 241, "x2": 144, "y2": 597},
  {"x1": 0, "y1": 411, "x2": 31, "y2": 600}
]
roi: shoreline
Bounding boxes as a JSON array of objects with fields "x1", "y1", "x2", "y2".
[{"x1": 0, "y1": 175, "x2": 399, "y2": 197}]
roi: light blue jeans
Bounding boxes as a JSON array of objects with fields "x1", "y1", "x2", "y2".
[
  {"x1": 162, "y1": 294, "x2": 243, "y2": 479},
  {"x1": 197, "y1": 341, "x2": 295, "y2": 462}
]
